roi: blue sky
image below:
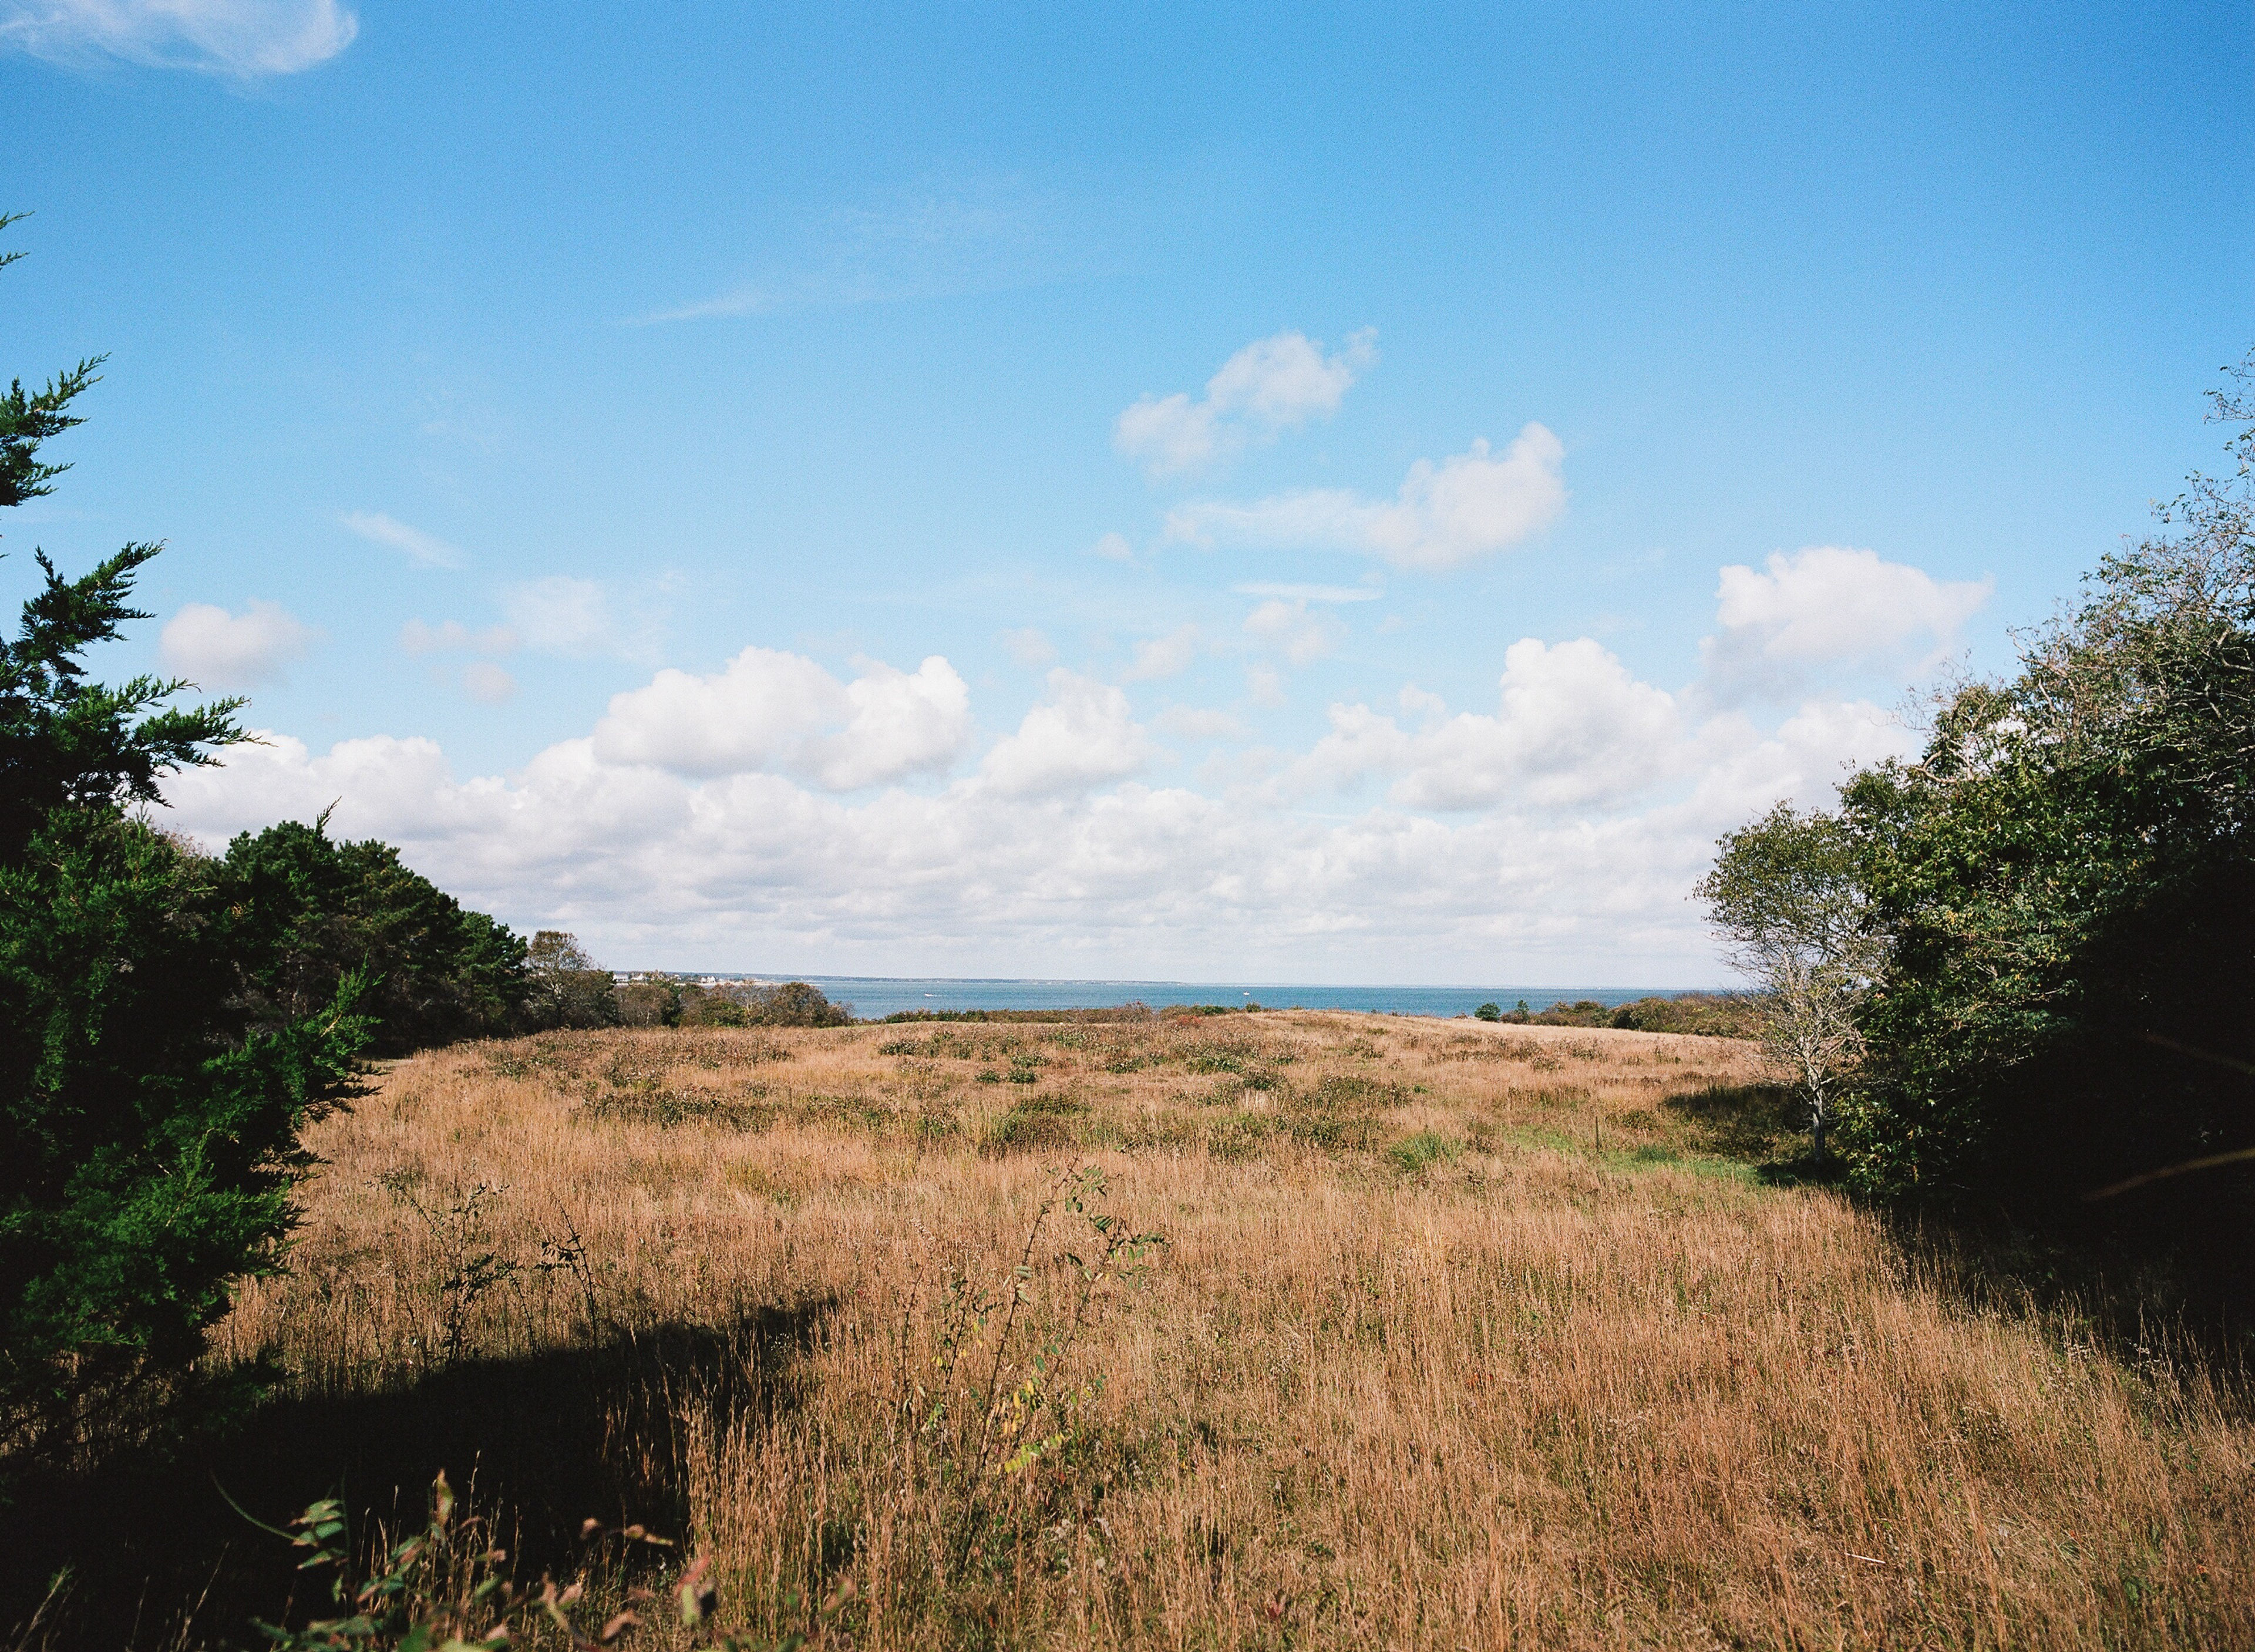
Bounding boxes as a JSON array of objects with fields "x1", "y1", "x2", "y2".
[{"x1": 4, "y1": 1, "x2": 2249, "y2": 980}]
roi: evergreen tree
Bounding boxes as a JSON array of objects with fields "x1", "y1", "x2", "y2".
[
  {"x1": 220, "y1": 816, "x2": 529, "y2": 1055},
  {"x1": 0, "y1": 216, "x2": 368, "y2": 1461}
]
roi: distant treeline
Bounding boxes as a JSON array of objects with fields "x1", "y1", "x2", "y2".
[
  {"x1": 880, "y1": 1004, "x2": 1162, "y2": 1024},
  {"x1": 615, "y1": 976, "x2": 853, "y2": 1029},
  {"x1": 1475, "y1": 993, "x2": 1753, "y2": 1037},
  {"x1": 874, "y1": 995, "x2": 1752, "y2": 1031}
]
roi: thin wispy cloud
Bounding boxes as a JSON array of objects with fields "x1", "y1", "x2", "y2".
[
  {"x1": 342, "y1": 511, "x2": 465, "y2": 570},
  {"x1": 502, "y1": 574, "x2": 667, "y2": 662},
  {"x1": 399, "y1": 618, "x2": 517, "y2": 657},
  {"x1": 0, "y1": 0, "x2": 356, "y2": 75},
  {"x1": 628, "y1": 180, "x2": 1058, "y2": 326},
  {"x1": 1231, "y1": 581, "x2": 1383, "y2": 603}
]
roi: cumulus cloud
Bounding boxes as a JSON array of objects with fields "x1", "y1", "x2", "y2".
[
  {"x1": 1243, "y1": 599, "x2": 1342, "y2": 667},
  {"x1": 343, "y1": 512, "x2": 463, "y2": 570},
  {"x1": 0, "y1": 0, "x2": 355, "y2": 75},
  {"x1": 159, "y1": 599, "x2": 316, "y2": 689},
  {"x1": 1122, "y1": 624, "x2": 1201, "y2": 682},
  {"x1": 593, "y1": 647, "x2": 971, "y2": 791},
  {"x1": 145, "y1": 555, "x2": 1959, "y2": 980},
  {"x1": 980, "y1": 670, "x2": 1154, "y2": 796},
  {"x1": 155, "y1": 667, "x2": 1907, "y2": 981},
  {"x1": 1166, "y1": 424, "x2": 1566, "y2": 570},
  {"x1": 1700, "y1": 546, "x2": 1992, "y2": 701},
  {"x1": 1297, "y1": 639, "x2": 1682, "y2": 810},
  {"x1": 1114, "y1": 328, "x2": 1376, "y2": 477}
]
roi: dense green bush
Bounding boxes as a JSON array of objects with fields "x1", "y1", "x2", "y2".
[
  {"x1": 218, "y1": 817, "x2": 529, "y2": 1056},
  {"x1": 1, "y1": 809, "x2": 367, "y2": 1456},
  {"x1": 1826, "y1": 354, "x2": 2254, "y2": 1209},
  {"x1": 1485, "y1": 994, "x2": 1752, "y2": 1036}
]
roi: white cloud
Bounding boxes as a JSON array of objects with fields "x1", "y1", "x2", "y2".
[
  {"x1": 1091, "y1": 532, "x2": 1136, "y2": 562},
  {"x1": 400, "y1": 618, "x2": 517, "y2": 657},
  {"x1": 980, "y1": 669, "x2": 1154, "y2": 796},
  {"x1": 143, "y1": 553, "x2": 1966, "y2": 981},
  {"x1": 1166, "y1": 423, "x2": 1566, "y2": 570},
  {"x1": 1299, "y1": 638, "x2": 1681, "y2": 810},
  {"x1": 1701, "y1": 546, "x2": 1992, "y2": 702},
  {"x1": 823, "y1": 657, "x2": 979, "y2": 790},
  {"x1": 343, "y1": 512, "x2": 463, "y2": 570},
  {"x1": 1122, "y1": 624, "x2": 1201, "y2": 682},
  {"x1": 593, "y1": 647, "x2": 971, "y2": 792},
  {"x1": 159, "y1": 599, "x2": 316, "y2": 689},
  {"x1": 154, "y1": 668, "x2": 1907, "y2": 982},
  {"x1": 462, "y1": 661, "x2": 517, "y2": 704},
  {"x1": 1243, "y1": 599, "x2": 1342, "y2": 667},
  {"x1": 1114, "y1": 329, "x2": 1376, "y2": 477},
  {"x1": 999, "y1": 627, "x2": 1056, "y2": 667},
  {"x1": 0, "y1": 0, "x2": 355, "y2": 74}
]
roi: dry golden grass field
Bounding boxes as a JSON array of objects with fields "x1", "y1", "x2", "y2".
[{"x1": 39, "y1": 1010, "x2": 2255, "y2": 1650}]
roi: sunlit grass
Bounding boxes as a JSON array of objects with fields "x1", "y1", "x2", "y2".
[{"x1": 201, "y1": 1011, "x2": 2255, "y2": 1650}]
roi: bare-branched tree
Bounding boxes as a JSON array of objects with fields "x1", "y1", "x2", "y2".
[{"x1": 1695, "y1": 803, "x2": 1883, "y2": 1160}]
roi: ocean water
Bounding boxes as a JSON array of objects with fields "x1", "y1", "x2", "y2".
[{"x1": 701, "y1": 976, "x2": 1708, "y2": 1022}]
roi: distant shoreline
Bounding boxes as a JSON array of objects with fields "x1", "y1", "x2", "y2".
[{"x1": 604, "y1": 975, "x2": 1736, "y2": 1021}]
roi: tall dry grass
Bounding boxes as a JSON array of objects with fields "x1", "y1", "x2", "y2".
[{"x1": 200, "y1": 1012, "x2": 2253, "y2": 1650}]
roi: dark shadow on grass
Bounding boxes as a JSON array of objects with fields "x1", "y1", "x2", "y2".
[
  {"x1": 1865, "y1": 1181, "x2": 2255, "y2": 1374},
  {"x1": 1661, "y1": 1079, "x2": 1804, "y2": 1167},
  {"x1": 1665, "y1": 1079, "x2": 2255, "y2": 1357},
  {"x1": 0, "y1": 1300, "x2": 832, "y2": 1651}
]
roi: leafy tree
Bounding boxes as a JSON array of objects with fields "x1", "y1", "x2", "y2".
[
  {"x1": 0, "y1": 216, "x2": 367, "y2": 1458},
  {"x1": 219, "y1": 816, "x2": 530, "y2": 1056},
  {"x1": 615, "y1": 975, "x2": 684, "y2": 1028},
  {"x1": 1835, "y1": 351, "x2": 2255, "y2": 1204},
  {"x1": 523, "y1": 930, "x2": 618, "y2": 1029},
  {"x1": 1696, "y1": 803, "x2": 1882, "y2": 1160}
]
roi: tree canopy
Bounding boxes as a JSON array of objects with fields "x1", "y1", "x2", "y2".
[{"x1": 220, "y1": 816, "x2": 529, "y2": 1056}]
